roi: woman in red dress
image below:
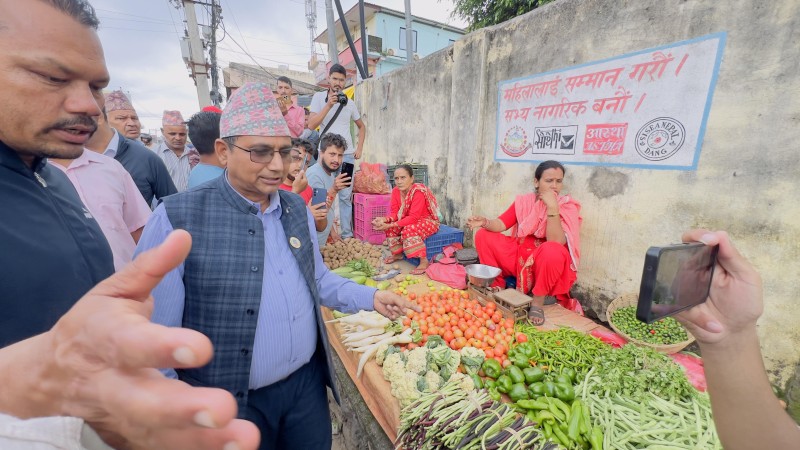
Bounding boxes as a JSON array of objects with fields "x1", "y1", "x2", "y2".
[
  {"x1": 372, "y1": 165, "x2": 440, "y2": 275},
  {"x1": 467, "y1": 160, "x2": 581, "y2": 325}
]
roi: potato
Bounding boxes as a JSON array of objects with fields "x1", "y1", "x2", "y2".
[{"x1": 393, "y1": 264, "x2": 400, "y2": 270}]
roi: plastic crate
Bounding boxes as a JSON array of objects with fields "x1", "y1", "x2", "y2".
[
  {"x1": 388, "y1": 163, "x2": 428, "y2": 188},
  {"x1": 406, "y1": 225, "x2": 465, "y2": 263},
  {"x1": 353, "y1": 193, "x2": 391, "y2": 244}
]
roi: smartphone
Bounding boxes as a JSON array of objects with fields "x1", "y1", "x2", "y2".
[
  {"x1": 311, "y1": 187, "x2": 327, "y2": 206},
  {"x1": 301, "y1": 152, "x2": 310, "y2": 169},
  {"x1": 340, "y1": 162, "x2": 355, "y2": 184},
  {"x1": 636, "y1": 242, "x2": 719, "y2": 323}
]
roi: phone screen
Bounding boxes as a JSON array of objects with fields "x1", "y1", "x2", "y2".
[
  {"x1": 637, "y1": 242, "x2": 718, "y2": 323},
  {"x1": 311, "y1": 187, "x2": 327, "y2": 206}
]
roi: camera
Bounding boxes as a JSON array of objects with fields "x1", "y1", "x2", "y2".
[{"x1": 336, "y1": 93, "x2": 348, "y2": 105}]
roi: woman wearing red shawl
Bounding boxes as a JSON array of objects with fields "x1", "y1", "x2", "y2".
[
  {"x1": 373, "y1": 165, "x2": 440, "y2": 275},
  {"x1": 467, "y1": 161, "x2": 581, "y2": 325}
]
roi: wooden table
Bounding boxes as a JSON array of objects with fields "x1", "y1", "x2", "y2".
[{"x1": 322, "y1": 275, "x2": 611, "y2": 443}]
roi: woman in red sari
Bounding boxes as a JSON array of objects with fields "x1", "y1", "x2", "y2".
[
  {"x1": 467, "y1": 160, "x2": 581, "y2": 325},
  {"x1": 372, "y1": 165, "x2": 440, "y2": 275}
]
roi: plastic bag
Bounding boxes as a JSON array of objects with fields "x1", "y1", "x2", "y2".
[
  {"x1": 353, "y1": 162, "x2": 390, "y2": 194},
  {"x1": 590, "y1": 328, "x2": 628, "y2": 348},
  {"x1": 670, "y1": 353, "x2": 707, "y2": 392},
  {"x1": 425, "y1": 262, "x2": 467, "y2": 289}
]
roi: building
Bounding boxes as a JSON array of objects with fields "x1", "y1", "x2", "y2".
[
  {"x1": 222, "y1": 62, "x2": 321, "y2": 107},
  {"x1": 310, "y1": 2, "x2": 465, "y2": 87}
]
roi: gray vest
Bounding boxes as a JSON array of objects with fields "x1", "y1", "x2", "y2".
[{"x1": 163, "y1": 175, "x2": 339, "y2": 414}]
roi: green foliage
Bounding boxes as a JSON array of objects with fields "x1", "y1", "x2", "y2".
[{"x1": 450, "y1": 0, "x2": 556, "y2": 31}]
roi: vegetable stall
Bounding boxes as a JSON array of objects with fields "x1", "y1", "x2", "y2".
[{"x1": 323, "y1": 276, "x2": 716, "y2": 449}]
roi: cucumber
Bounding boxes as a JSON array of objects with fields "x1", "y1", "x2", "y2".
[
  {"x1": 351, "y1": 276, "x2": 367, "y2": 285},
  {"x1": 332, "y1": 267, "x2": 353, "y2": 275},
  {"x1": 376, "y1": 281, "x2": 391, "y2": 290},
  {"x1": 348, "y1": 271, "x2": 366, "y2": 277}
]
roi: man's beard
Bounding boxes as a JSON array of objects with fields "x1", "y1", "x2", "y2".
[
  {"x1": 35, "y1": 116, "x2": 98, "y2": 159},
  {"x1": 321, "y1": 159, "x2": 337, "y2": 174}
]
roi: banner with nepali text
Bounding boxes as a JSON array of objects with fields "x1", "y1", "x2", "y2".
[{"x1": 494, "y1": 33, "x2": 726, "y2": 170}]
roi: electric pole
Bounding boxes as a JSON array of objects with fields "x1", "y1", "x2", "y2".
[
  {"x1": 404, "y1": 0, "x2": 413, "y2": 63},
  {"x1": 182, "y1": 0, "x2": 212, "y2": 108},
  {"x1": 209, "y1": 0, "x2": 221, "y2": 106},
  {"x1": 325, "y1": 0, "x2": 338, "y2": 64}
]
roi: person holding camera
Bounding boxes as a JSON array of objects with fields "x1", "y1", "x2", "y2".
[{"x1": 308, "y1": 64, "x2": 366, "y2": 239}]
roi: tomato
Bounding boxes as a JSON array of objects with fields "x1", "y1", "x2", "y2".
[
  {"x1": 408, "y1": 293, "x2": 417, "y2": 301},
  {"x1": 461, "y1": 291, "x2": 469, "y2": 299},
  {"x1": 419, "y1": 325, "x2": 428, "y2": 334},
  {"x1": 515, "y1": 333, "x2": 528, "y2": 343},
  {"x1": 453, "y1": 328, "x2": 464, "y2": 338},
  {"x1": 402, "y1": 318, "x2": 411, "y2": 327},
  {"x1": 484, "y1": 348, "x2": 495, "y2": 358},
  {"x1": 492, "y1": 312, "x2": 503, "y2": 323},
  {"x1": 464, "y1": 328, "x2": 475, "y2": 340},
  {"x1": 502, "y1": 358, "x2": 511, "y2": 368},
  {"x1": 454, "y1": 337, "x2": 467, "y2": 349},
  {"x1": 495, "y1": 344, "x2": 506, "y2": 356},
  {"x1": 443, "y1": 330, "x2": 455, "y2": 343},
  {"x1": 407, "y1": 343, "x2": 418, "y2": 350},
  {"x1": 504, "y1": 318, "x2": 515, "y2": 329},
  {"x1": 487, "y1": 337, "x2": 497, "y2": 347}
]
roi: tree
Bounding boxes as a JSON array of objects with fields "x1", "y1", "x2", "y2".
[{"x1": 450, "y1": 0, "x2": 556, "y2": 31}]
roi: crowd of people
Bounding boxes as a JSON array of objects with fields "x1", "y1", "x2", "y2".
[{"x1": 0, "y1": 1, "x2": 796, "y2": 450}]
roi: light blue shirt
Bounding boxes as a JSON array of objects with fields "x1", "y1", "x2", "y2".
[
  {"x1": 306, "y1": 162, "x2": 335, "y2": 247},
  {"x1": 187, "y1": 163, "x2": 224, "y2": 189},
  {"x1": 135, "y1": 175, "x2": 376, "y2": 389}
]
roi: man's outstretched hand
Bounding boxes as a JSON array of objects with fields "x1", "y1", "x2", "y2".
[{"x1": 31, "y1": 230, "x2": 259, "y2": 450}]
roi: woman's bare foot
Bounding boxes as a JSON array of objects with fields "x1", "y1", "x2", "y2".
[
  {"x1": 384, "y1": 254, "x2": 403, "y2": 265},
  {"x1": 410, "y1": 259, "x2": 429, "y2": 275}
]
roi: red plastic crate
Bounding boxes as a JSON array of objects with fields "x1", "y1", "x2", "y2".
[{"x1": 354, "y1": 193, "x2": 391, "y2": 244}]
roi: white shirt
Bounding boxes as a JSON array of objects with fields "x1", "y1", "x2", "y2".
[
  {"x1": 309, "y1": 91, "x2": 361, "y2": 154},
  {"x1": 100, "y1": 130, "x2": 121, "y2": 158},
  {"x1": 0, "y1": 413, "x2": 112, "y2": 450}
]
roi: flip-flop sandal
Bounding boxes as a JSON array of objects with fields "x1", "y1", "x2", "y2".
[
  {"x1": 384, "y1": 255, "x2": 400, "y2": 264},
  {"x1": 527, "y1": 305, "x2": 546, "y2": 326},
  {"x1": 410, "y1": 267, "x2": 428, "y2": 275}
]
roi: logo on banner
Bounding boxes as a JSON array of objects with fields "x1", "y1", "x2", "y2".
[
  {"x1": 584, "y1": 123, "x2": 627, "y2": 156},
  {"x1": 533, "y1": 125, "x2": 577, "y2": 155},
  {"x1": 635, "y1": 117, "x2": 685, "y2": 161},
  {"x1": 500, "y1": 126, "x2": 532, "y2": 157}
]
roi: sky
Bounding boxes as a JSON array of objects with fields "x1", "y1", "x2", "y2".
[{"x1": 92, "y1": 0, "x2": 467, "y2": 132}]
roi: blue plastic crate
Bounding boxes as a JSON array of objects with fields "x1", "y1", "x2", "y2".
[{"x1": 406, "y1": 225, "x2": 465, "y2": 264}]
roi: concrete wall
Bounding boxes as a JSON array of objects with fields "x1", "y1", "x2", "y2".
[{"x1": 356, "y1": 0, "x2": 800, "y2": 386}]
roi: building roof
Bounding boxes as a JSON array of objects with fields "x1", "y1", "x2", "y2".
[
  {"x1": 314, "y1": 2, "x2": 465, "y2": 45},
  {"x1": 222, "y1": 62, "x2": 321, "y2": 95}
]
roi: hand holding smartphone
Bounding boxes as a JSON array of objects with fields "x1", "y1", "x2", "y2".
[
  {"x1": 637, "y1": 242, "x2": 719, "y2": 323},
  {"x1": 340, "y1": 162, "x2": 354, "y2": 186},
  {"x1": 311, "y1": 187, "x2": 328, "y2": 207}
]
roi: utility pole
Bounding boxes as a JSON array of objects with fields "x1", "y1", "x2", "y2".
[
  {"x1": 305, "y1": 0, "x2": 317, "y2": 58},
  {"x1": 209, "y1": 0, "x2": 221, "y2": 106},
  {"x1": 182, "y1": 0, "x2": 212, "y2": 108},
  {"x1": 404, "y1": 0, "x2": 413, "y2": 63},
  {"x1": 325, "y1": 0, "x2": 338, "y2": 64}
]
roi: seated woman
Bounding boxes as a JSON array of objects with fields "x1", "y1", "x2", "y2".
[
  {"x1": 372, "y1": 164, "x2": 440, "y2": 275},
  {"x1": 466, "y1": 160, "x2": 581, "y2": 325}
]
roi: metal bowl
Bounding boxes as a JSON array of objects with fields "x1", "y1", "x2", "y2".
[{"x1": 465, "y1": 264, "x2": 502, "y2": 288}]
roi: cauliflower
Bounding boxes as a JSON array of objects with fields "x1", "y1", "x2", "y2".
[
  {"x1": 449, "y1": 372, "x2": 476, "y2": 392},
  {"x1": 431, "y1": 346, "x2": 460, "y2": 381},
  {"x1": 391, "y1": 372, "x2": 422, "y2": 407},
  {"x1": 459, "y1": 347, "x2": 485, "y2": 374},
  {"x1": 382, "y1": 352, "x2": 406, "y2": 382},
  {"x1": 419, "y1": 370, "x2": 443, "y2": 393},
  {"x1": 405, "y1": 347, "x2": 430, "y2": 375},
  {"x1": 375, "y1": 343, "x2": 389, "y2": 366}
]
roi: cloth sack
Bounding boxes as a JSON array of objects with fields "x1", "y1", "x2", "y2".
[{"x1": 353, "y1": 162, "x2": 390, "y2": 194}]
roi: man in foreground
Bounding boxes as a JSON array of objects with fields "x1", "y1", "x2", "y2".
[
  {"x1": 0, "y1": 1, "x2": 258, "y2": 448},
  {"x1": 136, "y1": 82, "x2": 417, "y2": 449}
]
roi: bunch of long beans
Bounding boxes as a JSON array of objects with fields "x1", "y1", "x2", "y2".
[
  {"x1": 396, "y1": 381, "x2": 556, "y2": 450},
  {"x1": 579, "y1": 368, "x2": 721, "y2": 449}
]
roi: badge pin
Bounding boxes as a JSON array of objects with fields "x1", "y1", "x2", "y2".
[{"x1": 289, "y1": 237, "x2": 301, "y2": 249}]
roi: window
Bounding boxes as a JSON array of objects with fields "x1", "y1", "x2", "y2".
[{"x1": 398, "y1": 27, "x2": 418, "y2": 52}]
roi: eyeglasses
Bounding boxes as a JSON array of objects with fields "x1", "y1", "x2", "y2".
[{"x1": 229, "y1": 142, "x2": 293, "y2": 164}]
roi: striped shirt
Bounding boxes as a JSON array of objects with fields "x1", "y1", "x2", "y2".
[{"x1": 156, "y1": 143, "x2": 198, "y2": 192}]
